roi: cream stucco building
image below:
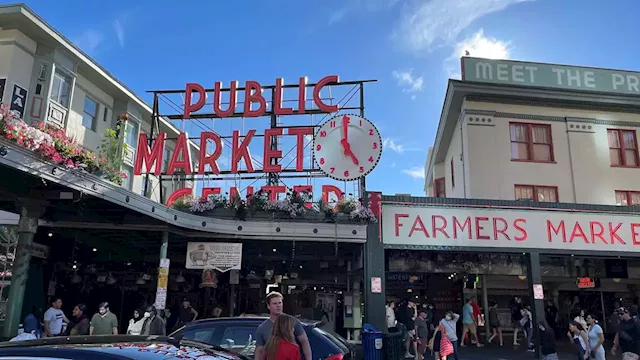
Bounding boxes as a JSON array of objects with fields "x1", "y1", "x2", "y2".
[
  {"x1": 0, "y1": 4, "x2": 196, "y2": 224},
  {"x1": 426, "y1": 57, "x2": 640, "y2": 207}
]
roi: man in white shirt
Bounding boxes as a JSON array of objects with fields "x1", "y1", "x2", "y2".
[
  {"x1": 43, "y1": 298, "x2": 69, "y2": 337},
  {"x1": 386, "y1": 301, "x2": 396, "y2": 330}
]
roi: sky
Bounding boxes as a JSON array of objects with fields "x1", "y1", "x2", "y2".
[{"x1": 20, "y1": 0, "x2": 640, "y2": 198}]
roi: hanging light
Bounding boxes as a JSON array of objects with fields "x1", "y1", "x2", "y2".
[
  {"x1": 106, "y1": 272, "x2": 117, "y2": 285},
  {"x1": 176, "y1": 271, "x2": 186, "y2": 283}
]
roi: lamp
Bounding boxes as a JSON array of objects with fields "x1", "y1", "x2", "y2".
[
  {"x1": 176, "y1": 271, "x2": 186, "y2": 283},
  {"x1": 613, "y1": 278, "x2": 621, "y2": 283},
  {"x1": 518, "y1": 275, "x2": 527, "y2": 280}
]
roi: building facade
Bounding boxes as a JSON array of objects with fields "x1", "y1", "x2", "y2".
[
  {"x1": 364, "y1": 59, "x2": 640, "y2": 350},
  {"x1": 0, "y1": 3, "x2": 196, "y2": 207},
  {"x1": 425, "y1": 58, "x2": 640, "y2": 206}
]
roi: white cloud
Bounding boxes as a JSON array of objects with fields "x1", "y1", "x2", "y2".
[
  {"x1": 445, "y1": 28, "x2": 511, "y2": 78},
  {"x1": 113, "y1": 11, "x2": 134, "y2": 48},
  {"x1": 383, "y1": 138, "x2": 422, "y2": 154},
  {"x1": 392, "y1": 70, "x2": 424, "y2": 93},
  {"x1": 73, "y1": 29, "x2": 104, "y2": 54},
  {"x1": 393, "y1": 0, "x2": 532, "y2": 54},
  {"x1": 402, "y1": 166, "x2": 426, "y2": 179}
]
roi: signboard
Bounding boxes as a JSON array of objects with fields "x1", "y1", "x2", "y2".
[
  {"x1": 154, "y1": 258, "x2": 170, "y2": 310},
  {"x1": 9, "y1": 84, "x2": 28, "y2": 117},
  {"x1": 371, "y1": 277, "x2": 382, "y2": 293},
  {"x1": 577, "y1": 277, "x2": 599, "y2": 289},
  {"x1": 462, "y1": 57, "x2": 640, "y2": 97},
  {"x1": 383, "y1": 205, "x2": 640, "y2": 253},
  {"x1": 186, "y1": 242, "x2": 242, "y2": 272},
  {"x1": 136, "y1": 76, "x2": 380, "y2": 206},
  {"x1": 30, "y1": 242, "x2": 49, "y2": 259},
  {"x1": 533, "y1": 284, "x2": 544, "y2": 300}
]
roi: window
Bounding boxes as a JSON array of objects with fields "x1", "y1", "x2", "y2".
[
  {"x1": 608, "y1": 129, "x2": 639, "y2": 167},
  {"x1": 509, "y1": 123, "x2": 553, "y2": 162},
  {"x1": 49, "y1": 70, "x2": 72, "y2": 107},
  {"x1": 434, "y1": 178, "x2": 446, "y2": 198},
  {"x1": 163, "y1": 148, "x2": 172, "y2": 172},
  {"x1": 82, "y1": 96, "x2": 99, "y2": 130},
  {"x1": 124, "y1": 121, "x2": 139, "y2": 149},
  {"x1": 615, "y1": 191, "x2": 640, "y2": 206},
  {"x1": 450, "y1": 157, "x2": 455, "y2": 188},
  {"x1": 514, "y1": 185, "x2": 558, "y2": 202},
  {"x1": 102, "y1": 107, "x2": 109, "y2": 123},
  {"x1": 122, "y1": 165, "x2": 133, "y2": 190},
  {"x1": 182, "y1": 327, "x2": 220, "y2": 344}
]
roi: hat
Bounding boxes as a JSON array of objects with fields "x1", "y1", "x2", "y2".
[{"x1": 617, "y1": 307, "x2": 629, "y2": 314}]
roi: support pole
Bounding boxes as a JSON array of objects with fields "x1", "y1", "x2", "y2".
[
  {"x1": 2, "y1": 204, "x2": 41, "y2": 338},
  {"x1": 160, "y1": 230, "x2": 169, "y2": 259},
  {"x1": 481, "y1": 274, "x2": 490, "y2": 342},
  {"x1": 363, "y1": 191, "x2": 386, "y2": 331},
  {"x1": 154, "y1": 230, "x2": 170, "y2": 311},
  {"x1": 526, "y1": 252, "x2": 544, "y2": 358}
]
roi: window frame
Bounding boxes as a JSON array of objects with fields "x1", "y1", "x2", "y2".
[
  {"x1": 81, "y1": 96, "x2": 99, "y2": 131},
  {"x1": 124, "y1": 120, "x2": 139, "y2": 149},
  {"x1": 608, "y1": 128, "x2": 640, "y2": 168},
  {"x1": 434, "y1": 177, "x2": 446, "y2": 198},
  {"x1": 122, "y1": 164, "x2": 134, "y2": 190},
  {"x1": 509, "y1": 122, "x2": 555, "y2": 163},
  {"x1": 615, "y1": 190, "x2": 640, "y2": 206},
  {"x1": 514, "y1": 184, "x2": 559, "y2": 202},
  {"x1": 49, "y1": 69, "x2": 73, "y2": 108},
  {"x1": 450, "y1": 157, "x2": 455, "y2": 188}
]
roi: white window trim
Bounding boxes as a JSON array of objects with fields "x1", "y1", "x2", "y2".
[
  {"x1": 48, "y1": 65, "x2": 75, "y2": 109},
  {"x1": 82, "y1": 95, "x2": 99, "y2": 131}
]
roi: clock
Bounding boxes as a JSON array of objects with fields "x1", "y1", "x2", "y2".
[{"x1": 313, "y1": 114, "x2": 382, "y2": 181}]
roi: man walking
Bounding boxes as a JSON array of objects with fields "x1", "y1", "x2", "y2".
[
  {"x1": 90, "y1": 302, "x2": 118, "y2": 335},
  {"x1": 612, "y1": 307, "x2": 640, "y2": 360},
  {"x1": 461, "y1": 297, "x2": 483, "y2": 348},
  {"x1": 254, "y1": 292, "x2": 312, "y2": 360}
]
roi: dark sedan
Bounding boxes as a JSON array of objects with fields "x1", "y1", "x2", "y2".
[
  {"x1": 170, "y1": 316, "x2": 355, "y2": 360},
  {"x1": 0, "y1": 335, "x2": 246, "y2": 360}
]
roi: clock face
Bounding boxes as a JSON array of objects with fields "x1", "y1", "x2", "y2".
[{"x1": 313, "y1": 114, "x2": 382, "y2": 181}]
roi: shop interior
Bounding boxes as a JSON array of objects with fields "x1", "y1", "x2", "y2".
[
  {"x1": 385, "y1": 250, "x2": 640, "y2": 336},
  {"x1": 2, "y1": 226, "x2": 364, "y2": 337}
]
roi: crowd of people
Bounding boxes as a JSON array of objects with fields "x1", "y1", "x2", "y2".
[
  {"x1": 385, "y1": 296, "x2": 640, "y2": 360},
  {"x1": 11, "y1": 297, "x2": 201, "y2": 341}
]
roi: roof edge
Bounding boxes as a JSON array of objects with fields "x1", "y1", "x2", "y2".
[{"x1": 0, "y1": 4, "x2": 198, "y2": 150}]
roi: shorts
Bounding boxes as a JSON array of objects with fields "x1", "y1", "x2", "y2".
[
  {"x1": 463, "y1": 323, "x2": 477, "y2": 334},
  {"x1": 417, "y1": 338, "x2": 429, "y2": 354},
  {"x1": 490, "y1": 321, "x2": 501, "y2": 328},
  {"x1": 403, "y1": 320, "x2": 415, "y2": 331}
]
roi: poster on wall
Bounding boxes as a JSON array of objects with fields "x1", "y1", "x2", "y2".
[
  {"x1": 10, "y1": 84, "x2": 28, "y2": 118},
  {"x1": 186, "y1": 242, "x2": 242, "y2": 272},
  {"x1": 315, "y1": 293, "x2": 336, "y2": 332}
]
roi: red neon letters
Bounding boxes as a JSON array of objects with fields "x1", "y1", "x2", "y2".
[
  {"x1": 165, "y1": 184, "x2": 343, "y2": 208},
  {"x1": 133, "y1": 127, "x2": 314, "y2": 176},
  {"x1": 392, "y1": 213, "x2": 640, "y2": 246},
  {"x1": 183, "y1": 76, "x2": 339, "y2": 119}
]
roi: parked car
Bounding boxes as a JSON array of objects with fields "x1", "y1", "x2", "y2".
[
  {"x1": 170, "y1": 316, "x2": 355, "y2": 360},
  {"x1": 0, "y1": 334, "x2": 247, "y2": 360}
]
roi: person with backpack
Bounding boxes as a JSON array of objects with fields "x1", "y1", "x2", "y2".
[{"x1": 612, "y1": 307, "x2": 640, "y2": 360}]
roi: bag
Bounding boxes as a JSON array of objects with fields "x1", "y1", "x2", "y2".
[
  {"x1": 440, "y1": 330, "x2": 454, "y2": 357},
  {"x1": 428, "y1": 328, "x2": 438, "y2": 352}
]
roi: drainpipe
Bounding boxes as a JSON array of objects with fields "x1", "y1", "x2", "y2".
[
  {"x1": 565, "y1": 119, "x2": 578, "y2": 203},
  {"x1": 460, "y1": 120, "x2": 468, "y2": 198}
]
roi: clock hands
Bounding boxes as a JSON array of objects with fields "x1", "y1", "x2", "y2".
[
  {"x1": 340, "y1": 139, "x2": 359, "y2": 165},
  {"x1": 339, "y1": 115, "x2": 359, "y2": 165}
]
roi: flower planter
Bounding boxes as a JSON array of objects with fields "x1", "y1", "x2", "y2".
[{"x1": 199, "y1": 207, "x2": 233, "y2": 218}]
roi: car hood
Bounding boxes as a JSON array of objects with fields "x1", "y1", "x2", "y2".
[{"x1": 40, "y1": 342, "x2": 239, "y2": 359}]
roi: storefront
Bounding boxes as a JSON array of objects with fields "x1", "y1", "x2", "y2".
[{"x1": 363, "y1": 195, "x2": 640, "y2": 336}]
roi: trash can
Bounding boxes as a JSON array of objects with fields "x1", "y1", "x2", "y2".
[
  {"x1": 383, "y1": 331, "x2": 404, "y2": 360},
  {"x1": 362, "y1": 331, "x2": 384, "y2": 360}
]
